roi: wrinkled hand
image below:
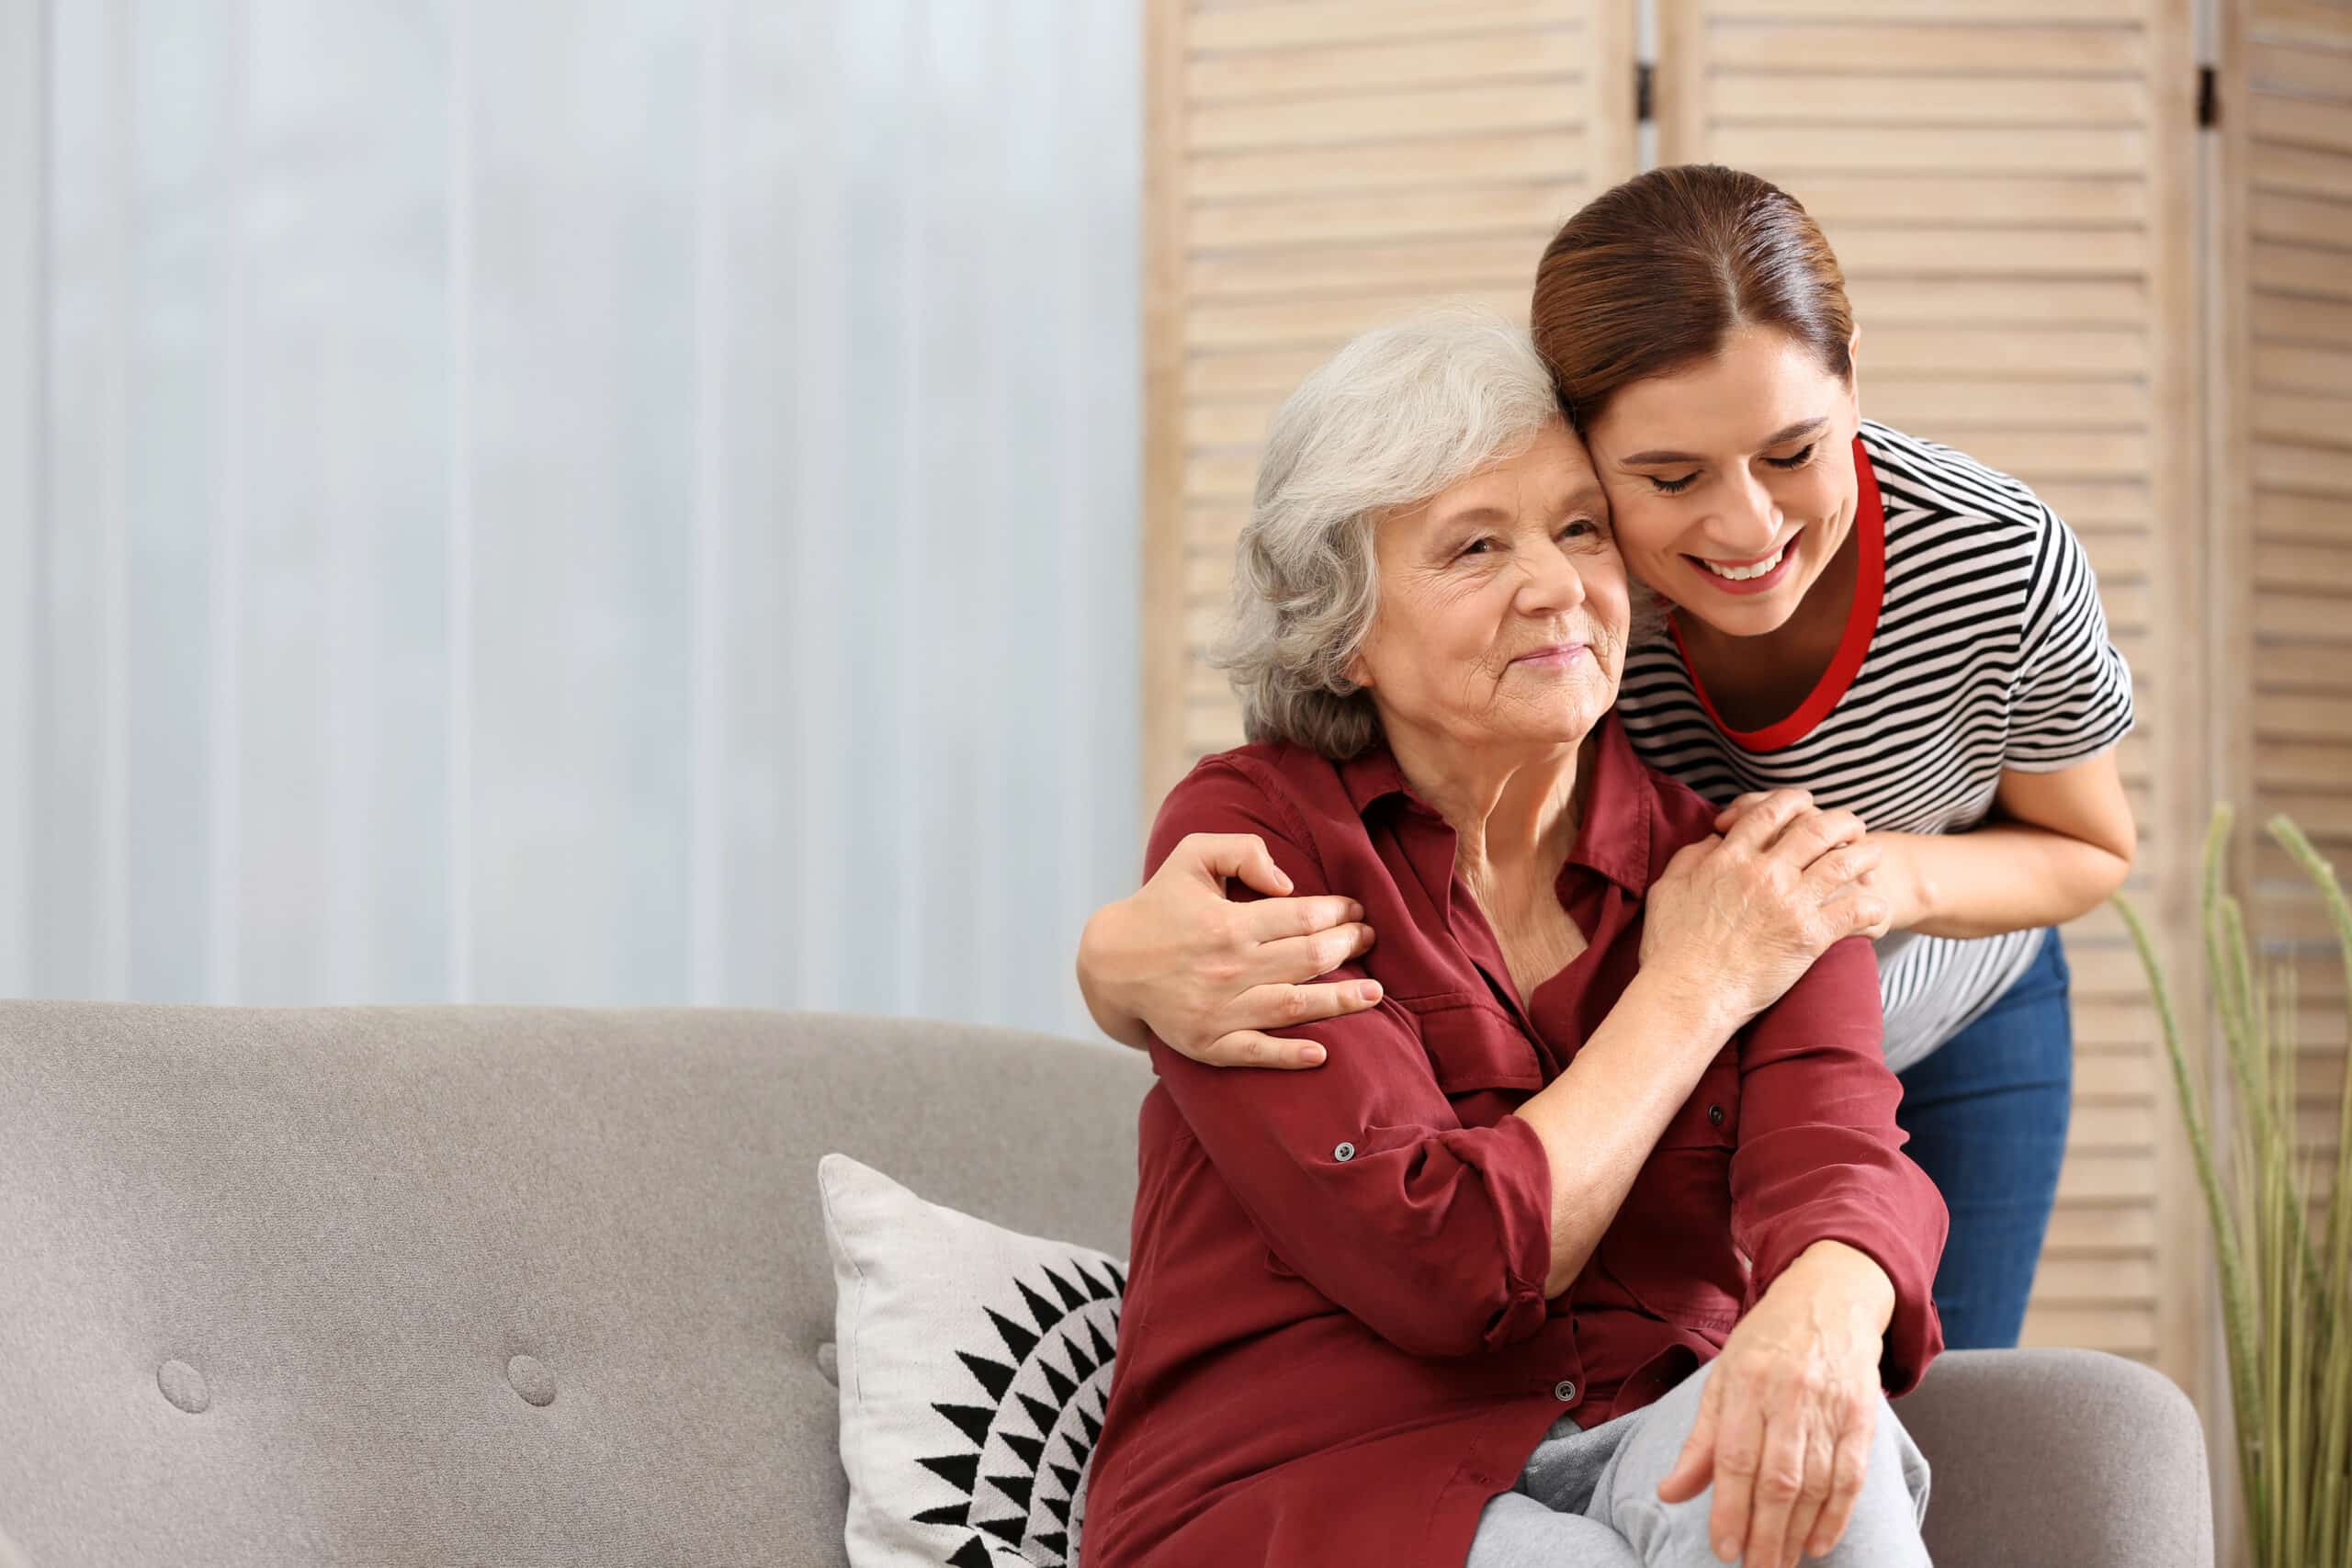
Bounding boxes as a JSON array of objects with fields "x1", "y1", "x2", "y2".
[
  {"x1": 1642, "y1": 789, "x2": 1888, "y2": 1031},
  {"x1": 1657, "y1": 1247, "x2": 1892, "y2": 1566},
  {"x1": 1716, "y1": 794, "x2": 1918, "y2": 938},
  {"x1": 1077, "y1": 833, "x2": 1380, "y2": 1068}
]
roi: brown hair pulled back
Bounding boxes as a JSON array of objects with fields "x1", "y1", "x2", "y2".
[{"x1": 1532, "y1": 164, "x2": 1853, "y2": 431}]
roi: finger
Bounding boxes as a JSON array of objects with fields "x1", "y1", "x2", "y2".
[
  {"x1": 1800, "y1": 842, "x2": 1883, "y2": 895},
  {"x1": 1739, "y1": 1412, "x2": 1810, "y2": 1568},
  {"x1": 1656, "y1": 1375, "x2": 1724, "y2": 1505},
  {"x1": 1808, "y1": 1399, "x2": 1877, "y2": 1558},
  {"x1": 1660, "y1": 835, "x2": 1722, "y2": 884},
  {"x1": 1193, "y1": 1029, "x2": 1328, "y2": 1071},
  {"x1": 1237, "y1": 893, "x2": 1365, "y2": 945},
  {"x1": 1779, "y1": 1416, "x2": 1838, "y2": 1568},
  {"x1": 1252, "y1": 923, "x2": 1378, "y2": 984},
  {"x1": 1820, "y1": 887, "x2": 1892, "y2": 942},
  {"x1": 1704, "y1": 1387, "x2": 1766, "y2": 1564},
  {"x1": 1712, "y1": 792, "x2": 1771, "y2": 831},
  {"x1": 1719, "y1": 789, "x2": 1815, "y2": 858},
  {"x1": 1768, "y1": 808, "x2": 1866, "y2": 872},
  {"x1": 1227, "y1": 976, "x2": 1385, "y2": 1032},
  {"x1": 1181, "y1": 833, "x2": 1294, "y2": 897}
]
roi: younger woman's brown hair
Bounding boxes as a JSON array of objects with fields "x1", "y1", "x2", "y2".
[{"x1": 1532, "y1": 164, "x2": 1854, "y2": 430}]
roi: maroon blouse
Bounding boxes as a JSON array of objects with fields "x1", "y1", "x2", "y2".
[{"x1": 1080, "y1": 713, "x2": 1945, "y2": 1568}]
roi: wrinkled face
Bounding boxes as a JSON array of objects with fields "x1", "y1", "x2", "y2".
[
  {"x1": 1581, "y1": 325, "x2": 1862, "y2": 639},
  {"x1": 1348, "y1": 420, "x2": 1629, "y2": 751}
]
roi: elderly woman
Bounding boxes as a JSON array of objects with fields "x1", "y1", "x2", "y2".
[{"x1": 1079, "y1": 310, "x2": 1945, "y2": 1568}]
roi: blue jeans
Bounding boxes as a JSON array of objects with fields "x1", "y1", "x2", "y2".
[{"x1": 1892, "y1": 929, "x2": 2073, "y2": 1351}]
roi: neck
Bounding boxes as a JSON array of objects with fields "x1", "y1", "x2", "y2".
[{"x1": 1382, "y1": 718, "x2": 1599, "y2": 884}]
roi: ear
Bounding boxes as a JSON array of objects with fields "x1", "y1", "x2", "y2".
[{"x1": 1845, "y1": 328, "x2": 1863, "y2": 426}]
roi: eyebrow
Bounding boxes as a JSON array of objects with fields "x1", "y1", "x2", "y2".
[
  {"x1": 1617, "y1": 417, "x2": 1828, "y2": 468},
  {"x1": 1430, "y1": 488, "x2": 1608, "y2": 533}
]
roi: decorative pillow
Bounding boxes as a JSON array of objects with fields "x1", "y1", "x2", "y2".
[{"x1": 819, "y1": 1153, "x2": 1126, "y2": 1568}]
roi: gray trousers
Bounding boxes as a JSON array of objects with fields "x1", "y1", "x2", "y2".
[{"x1": 1465, "y1": 1358, "x2": 1933, "y2": 1566}]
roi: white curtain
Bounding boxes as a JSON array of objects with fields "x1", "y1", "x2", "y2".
[{"x1": 0, "y1": 0, "x2": 1142, "y2": 1038}]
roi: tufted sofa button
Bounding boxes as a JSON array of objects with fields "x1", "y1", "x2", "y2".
[
  {"x1": 158, "y1": 1359, "x2": 209, "y2": 1415},
  {"x1": 507, "y1": 1354, "x2": 557, "y2": 1407}
]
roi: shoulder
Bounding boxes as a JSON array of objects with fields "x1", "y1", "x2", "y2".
[
  {"x1": 1860, "y1": 419, "x2": 2052, "y2": 544},
  {"x1": 1146, "y1": 740, "x2": 1349, "y2": 879}
]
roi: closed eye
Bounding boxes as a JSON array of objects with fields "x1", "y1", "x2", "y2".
[
  {"x1": 1648, "y1": 442, "x2": 1816, "y2": 494},
  {"x1": 1767, "y1": 442, "x2": 1818, "y2": 469}
]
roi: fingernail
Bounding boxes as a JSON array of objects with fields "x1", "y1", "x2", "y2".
[
  {"x1": 1346, "y1": 901, "x2": 1364, "y2": 920},
  {"x1": 1357, "y1": 981, "x2": 1382, "y2": 1004},
  {"x1": 1299, "y1": 1044, "x2": 1326, "y2": 1066}
]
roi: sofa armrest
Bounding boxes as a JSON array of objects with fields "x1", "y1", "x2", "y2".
[{"x1": 1895, "y1": 1348, "x2": 2213, "y2": 1568}]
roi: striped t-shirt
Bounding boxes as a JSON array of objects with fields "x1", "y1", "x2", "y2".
[{"x1": 1613, "y1": 419, "x2": 2136, "y2": 1074}]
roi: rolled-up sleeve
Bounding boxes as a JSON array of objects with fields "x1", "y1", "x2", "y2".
[
  {"x1": 1728, "y1": 937, "x2": 1948, "y2": 1395},
  {"x1": 1143, "y1": 758, "x2": 1555, "y2": 1360}
]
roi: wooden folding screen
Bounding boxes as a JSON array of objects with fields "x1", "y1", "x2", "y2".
[
  {"x1": 1139, "y1": 0, "x2": 2349, "y2": 1397},
  {"x1": 1649, "y1": 0, "x2": 2206, "y2": 1385},
  {"x1": 2212, "y1": 0, "x2": 2352, "y2": 1297},
  {"x1": 1144, "y1": 0, "x2": 1639, "y2": 802}
]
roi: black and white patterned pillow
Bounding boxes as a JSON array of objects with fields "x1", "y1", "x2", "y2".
[{"x1": 819, "y1": 1154, "x2": 1125, "y2": 1568}]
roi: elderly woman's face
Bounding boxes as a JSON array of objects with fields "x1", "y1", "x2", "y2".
[{"x1": 1348, "y1": 419, "x2": 1629, "y2": 749}]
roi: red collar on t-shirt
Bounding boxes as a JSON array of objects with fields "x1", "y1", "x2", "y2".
[{"x1": 1667, "y1": 434, "x2": 1887, "y2": 754}]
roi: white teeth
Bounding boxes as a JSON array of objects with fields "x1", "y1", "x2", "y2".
[{"x1": 1698, "y1": 542, "x2": 1788, "y2": 582}]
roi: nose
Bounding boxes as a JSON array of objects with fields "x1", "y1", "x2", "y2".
[
  {"x1": 1701, "y1": 466, "x2": 1782, "y2": 557},
  {"x1": 1517, "y1": 538, "x2": 1589, "y2": 616}
]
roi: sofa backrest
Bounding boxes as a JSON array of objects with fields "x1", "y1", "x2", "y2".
[{"x1": 0, "y1": 1001, "x2": 1148, "y2": 1566}]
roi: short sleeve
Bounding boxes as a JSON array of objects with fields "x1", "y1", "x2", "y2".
[{"x1": 2005, "y1": 505, "x2": 2136, "y2": 773}]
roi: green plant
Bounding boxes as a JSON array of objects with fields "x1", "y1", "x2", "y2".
[{"x1": 2115, "y1": 808, "x2": 2352, "y2": 1568}]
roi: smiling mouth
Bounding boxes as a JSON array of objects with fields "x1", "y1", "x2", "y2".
[{"x1": 1689, "y1": 529, "x2": 1801, "y2": 582}]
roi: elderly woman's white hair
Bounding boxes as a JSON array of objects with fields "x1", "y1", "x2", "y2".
[{"x1": 1213, "y1": 305, "x2": 1567, "y2": 760}]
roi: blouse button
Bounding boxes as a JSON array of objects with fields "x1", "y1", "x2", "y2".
[
  {"x1": 1708, "y1": 1104, "x2": 1726, "y2": 1127},
  {"x1": 1333, "y1": 1141, "x2": 1356, "y2": 1162},
  {"x1": 1554, "y1": 1380, "x2": 1577, "y2": 1404}
]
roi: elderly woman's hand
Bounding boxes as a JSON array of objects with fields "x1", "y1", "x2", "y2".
[
  {"x1": 1075, "y1": 833, "x2": 1382, "y2": 1066},
  {"x1": 1657, "y1": 1241, "x2": 1896, "y2": 1567},
  {"x1": 1640, "y1": 789, "x2": 1888, "y2": 1032}
]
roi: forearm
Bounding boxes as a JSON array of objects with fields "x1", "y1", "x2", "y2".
[
  {"x1": 1510, "y1": 970, "x2": 1741, "y2": 1297},
  {"x1": 1075, "y1": 904, "x2": 1152, "y2": 1050},
  {"x1": 1878, "y1": 822, "x2": 2132, "y2": 940}
]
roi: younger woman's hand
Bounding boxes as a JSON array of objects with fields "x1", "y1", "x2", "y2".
[{"x1": 1075, "y1": 832, "x2": 1381, "y2": 1067}]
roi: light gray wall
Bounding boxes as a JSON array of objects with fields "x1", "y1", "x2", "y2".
[{"x1": 0, "y1": 0, "x2": 1142, "y2": 1037}]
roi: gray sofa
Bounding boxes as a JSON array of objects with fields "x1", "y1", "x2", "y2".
[{"x1": 0, "y1": 1001, "x2": 2212, "y2": 1566}]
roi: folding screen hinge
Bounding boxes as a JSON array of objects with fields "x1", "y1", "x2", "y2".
[
  {"x1": 1637, "y1": 62, "x2": 1655, "y2": 124},
  {"x1": 2198, "y1": 64, "x2": 2218, "y2": 129}
]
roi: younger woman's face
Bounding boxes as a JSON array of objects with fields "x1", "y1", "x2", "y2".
[{"x1": 1579, "y1": 325, "x2": 1861, "y2": 639}]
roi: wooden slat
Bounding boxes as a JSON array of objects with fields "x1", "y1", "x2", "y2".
[
  {"x1": 1191, "y1": 78, "x2": 1586, "y2": 151},
  {"x1": 1190, "y1": 130, "x2": 1583, "y2": 200},
  {"x1": 1721, "y1": 21, "x2": 2149, "y2": 75},
  {"x1": 2254, "y1": 92, "x2": 2352, "y2": 157},
  {"x1": 2250, "y1": 141, "x2": 2352, "y2": 204},
  {"x1": 1188, "y1": 234, "x2": 1555, "y2": 299},
  {"x1": 2256, "y1": 343, "x2": 2352, "y2": 397},
  {"x1": 1710, "y1": 125, "x2": 2149, "y2": 175},
  {"x1": 1842, "y1": 276, "x2": 2148, "y2": 325},
  {"x1": 1186, "y1": 26, "x2": 1582, "y2": 100},
  {"x1": 1710, "y1": 73, "x2": 2149, "y2": 126},
  {"x1": 1778, "y1": 173, "x2": 2148, "y2": 227},
  {"x1": 1831, "y1": 225, "x2": 2149, "y2": 276},
  {"x1": 1187, "y1": 1, "x2": 1566, "y2": 54},
  {"x1": 1188, "y1": 182, "x2": 1584, "y2": 250},
  {"x1": 1704, "y1": 0, "x2": 2145, "y2": 19}
]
